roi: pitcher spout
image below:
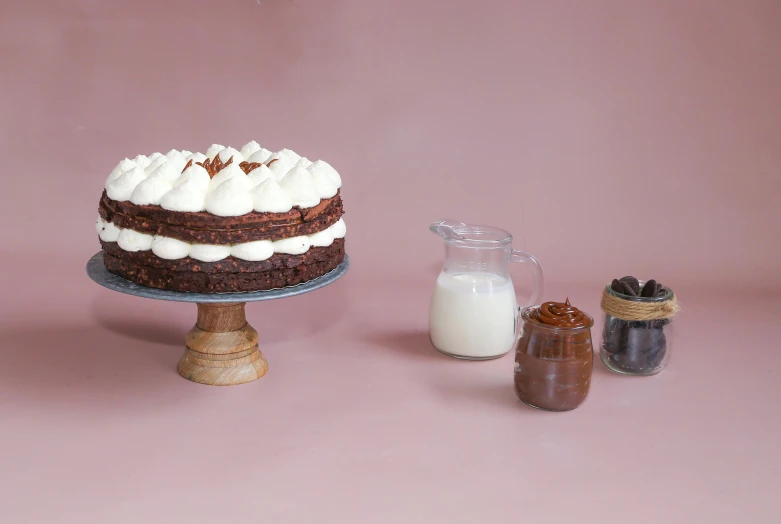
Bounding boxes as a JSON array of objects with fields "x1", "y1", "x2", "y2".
[{"x1": 429, "y1": 220, "x2": 467, "y2": 240}]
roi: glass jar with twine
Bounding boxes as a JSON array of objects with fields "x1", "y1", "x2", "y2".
[{"x1": 599, "y1": 280, "x2": 680, "y2": 376}]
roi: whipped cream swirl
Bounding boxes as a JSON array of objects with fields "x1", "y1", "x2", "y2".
[{"x1": 103, "y1": 142, "x2": 343, "y2": 216}]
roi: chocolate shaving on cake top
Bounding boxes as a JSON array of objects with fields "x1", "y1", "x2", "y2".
[
  {"x1": 195, "y1": 155, "x2": 234, "y2": 178},
  {"x1": 240, "y1": 161, "x2": 264, "y2": 174},
  {"x1": 184, "y1": 156, "x2": 278, "y2": 177}
]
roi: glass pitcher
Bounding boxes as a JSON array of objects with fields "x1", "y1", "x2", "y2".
[{"x1": 429, "y1": 220, "x2": 544, "y2": 360}]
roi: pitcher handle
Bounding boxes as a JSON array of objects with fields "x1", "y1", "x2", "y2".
[
  {"x1": 510, "y1": 249, "x2": 544, "y2": 307},
  {"x1": 510, "y1": 249, "x2": 544, "y2": 340}
]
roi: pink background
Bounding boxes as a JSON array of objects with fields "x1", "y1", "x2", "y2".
[{"x1": 1, "y1": 1, "x2": 780, "y2": 522}]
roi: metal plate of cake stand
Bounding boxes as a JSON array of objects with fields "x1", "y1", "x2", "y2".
[{"x1": 86, "y1": 251, "x2": 350, "y2": 386}]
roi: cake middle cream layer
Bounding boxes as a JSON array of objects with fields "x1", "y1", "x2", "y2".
[{"x1": 96, "y1": 217, "x2": 346, "y2": 263}]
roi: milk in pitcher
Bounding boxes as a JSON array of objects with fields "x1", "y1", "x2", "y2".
[{"x1": 429, "y1": 272, "x2": 518, "y2": 359}]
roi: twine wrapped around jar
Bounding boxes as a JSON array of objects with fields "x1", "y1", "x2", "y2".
[{"x1": 600, "y1": 288, "x2": 680, "y2": 321}]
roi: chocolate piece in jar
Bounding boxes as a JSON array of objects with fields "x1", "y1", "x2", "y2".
[
  {"x1": 640, "y1": 279, "x2": 661, "y2": 298},
  {"x1": 617, "y1": 276, "x2": 640, "y2": 296},
  {"x1": 514, "y1": 299, "x2": 594, "y2": 412},
  {"x1": 627, "y1": 319, "x2": 667, "y2": 369}
]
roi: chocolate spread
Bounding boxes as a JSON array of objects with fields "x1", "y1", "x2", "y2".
[
  {"x1": 533, "y1": 300, "x2": 591, "y2": 328},
  {"x1": 514, "y1": 300, "x2": 594, "y2": 411}
]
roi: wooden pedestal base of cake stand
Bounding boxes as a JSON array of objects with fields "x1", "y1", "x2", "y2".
[
  {"x1": 177, "y1": 303, "x2": 268, "y2": 386},
  {"x1": 86, "y1": 252, "x2": 350, "y2": 386}
]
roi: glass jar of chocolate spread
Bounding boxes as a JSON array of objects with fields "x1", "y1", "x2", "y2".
[{"x1": 514, "y1": 300, "x2": 594, "y2": 411}]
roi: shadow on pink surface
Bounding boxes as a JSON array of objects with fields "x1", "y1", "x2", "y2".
[
  {"x1": 0, "y1": 324, "x2": 183, "y2": 407},
  {"x1": 87, "y1": 277, "x2": 350, "y2": 346},
  {"x1": 429, "y1": 373, "x2": 522, "y2": 411},
  {"x1": 91, "y1": 310, "x2": 183, "y2": 347},
  {"x1": 366, "y1": 329, "x2": 448, "y2": 362},
  {"x1": 367, "y1": 329, "x2": 536, "y2": 411}
]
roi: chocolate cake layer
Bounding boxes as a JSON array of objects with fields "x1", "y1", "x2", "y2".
[
  {"x1": 100, "y1": 190, "x2": 341, "y2": 228},
  {"x1": 99, "y1": 191, "x2": 343, "y2": 244},
  {"x1": 101, "y1": 239, "x2": 345, "y2": 293}
]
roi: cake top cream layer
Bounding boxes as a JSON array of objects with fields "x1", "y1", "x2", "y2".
[{"x1": 103, "y1": 141, "x2": 342, "y2": 217}]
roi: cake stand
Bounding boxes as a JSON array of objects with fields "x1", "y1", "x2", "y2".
[{"x1": 86, "y1": 251, "x2": 350, "y2": 386}]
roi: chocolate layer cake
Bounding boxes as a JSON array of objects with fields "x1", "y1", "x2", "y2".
[{"x1": 96, "y1": 141, "x2": 346, "y2": 292}]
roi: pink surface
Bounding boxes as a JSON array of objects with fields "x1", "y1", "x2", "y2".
[{"x1": 1, "y1": 0, "x2": 780, "y2": 522}]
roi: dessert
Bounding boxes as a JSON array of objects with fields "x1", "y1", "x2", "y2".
[
  {"x1": 96, "y1": 141, "x2": 346, "y2": 292},
  {"x1": 600, "y1": 276, "x2": 678, "y2": 376},
  {"x1": 514, "y1": 299, "x2": 594, "y2": 411}
]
